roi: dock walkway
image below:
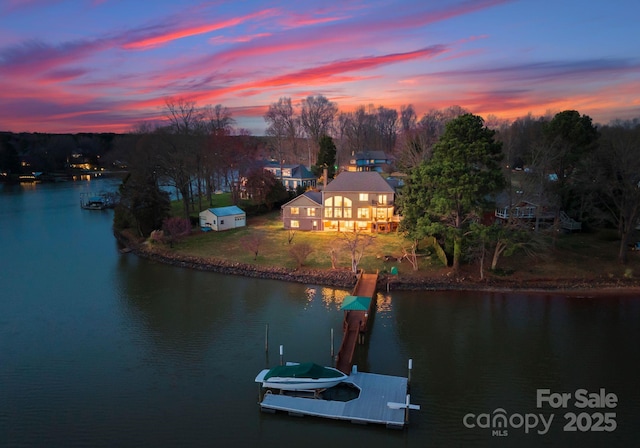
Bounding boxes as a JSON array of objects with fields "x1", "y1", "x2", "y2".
[{"x1": 335, "y1": 273, "x2": 378, "y2": 374}]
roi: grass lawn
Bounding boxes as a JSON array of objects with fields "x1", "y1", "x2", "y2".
[
  {"x1": 162, "y1": 195, "x2": 640, "y2": 285},
  {"x1": 171, "y1": 210, "x2": 444, "y2": 277}
]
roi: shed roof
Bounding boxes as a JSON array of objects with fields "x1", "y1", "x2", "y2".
[{"x1": 205, "y1": 205, "x2": 245, "y2": 217}]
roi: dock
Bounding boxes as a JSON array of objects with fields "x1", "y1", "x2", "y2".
[
  {"x1": 335, "y1": 272, "x2": 378, "y2": 374},
  {"x1": 256, "y1": 271, "x2": 421, "y2": 428},
  {"x1": 259, "y1": 369, "x2": 413, "y2": 429}
]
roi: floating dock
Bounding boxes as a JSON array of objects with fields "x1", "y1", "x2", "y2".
[{"x1": 259, "y1": 369, "x2": 415, "y2": 429}]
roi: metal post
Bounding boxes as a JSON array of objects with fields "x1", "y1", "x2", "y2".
[
  {"x1": 330, "y1": 328, "x2": 334, "y2": 358},
  {"x1": 265, "y1": 323, "x2": 269, "y2": 353},
  {"x1": 279, "y1": 345, "x2": 284, "y2": 366},
  {"x1": 408, "y1": 358, "x2": 413, "y2": 389},
  {"x1": 405, "y1": 394, "x2": 410, "y2": 423}
]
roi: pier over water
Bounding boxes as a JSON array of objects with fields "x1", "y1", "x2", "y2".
[{"x1": 335, "y1": 272, "x2": 378, "y2": 374}]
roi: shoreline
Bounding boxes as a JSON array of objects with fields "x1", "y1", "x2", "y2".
[{"x1": 116, "y1": 231, "x2": 640, "y2": 296}]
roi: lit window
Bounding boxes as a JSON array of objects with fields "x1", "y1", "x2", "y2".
[
  {"x1": 358, "y1": 208, "x2": 370, "y2": 219},
  {"x1": 377, "y1": 194, "x2": 387, "y2": 205},
  {"x1": 307, "y1": 208, "x2": 316, "y2": 217},
  {"x1": 359, "y1": 193, "x2": 368, "y2": 201},
  {"x1": 324, "y1": 208, "x2": 333, "y2": 218},
  {"x1": 291, "y1": 220, "x2": 299, "y2": 228},
  {"x1": 291, "y1": 207, "x2": 299, "y2": 215}
]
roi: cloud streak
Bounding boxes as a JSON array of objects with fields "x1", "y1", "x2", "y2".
[{"x1": 0, "y1": 0, "x2": 637, "y2": 133}]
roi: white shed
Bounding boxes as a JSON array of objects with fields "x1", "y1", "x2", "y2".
[{"x1": 199, "y1": 206, "x2": 246, "y2": 231}]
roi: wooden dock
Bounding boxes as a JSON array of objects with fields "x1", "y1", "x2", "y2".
[
  {"x1": 256, "y1": 271, "x2": 421, "y2": 429},
  {"x1": 335, "y1": 273, "x2": 378, "y2": 374},
  {"x1": 259, "y1": 370, "x2": 411, "y2": 429}
]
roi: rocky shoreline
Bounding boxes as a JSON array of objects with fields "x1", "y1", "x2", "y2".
[{"x1": 115, "y1": 230, "x2": 640, "y2": 295}]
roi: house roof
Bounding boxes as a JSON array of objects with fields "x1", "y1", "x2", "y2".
[
  {"x1": 324, "y1": 171, "x2": 395, "y2": 193},
  {"x1": 352, "y1": 150, "x2": 390, "y2": 160},
  {"x1": 281, "y1": 191, "x2": 322, "y2": 208},
  {"x1": 264, "y1": 162, "x2": 316, "y2": 180},
  {"x1": 204, "y1": 205, "x2": 245, "y2": 217}
]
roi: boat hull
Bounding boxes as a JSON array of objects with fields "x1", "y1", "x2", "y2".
[{"x1": 255, "y1": 364, "x2": 348, "y2": 391}]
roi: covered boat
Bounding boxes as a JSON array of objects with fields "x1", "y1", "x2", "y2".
[{"x1": 255, "y1": 362, "x2": 348, "y2": 391}]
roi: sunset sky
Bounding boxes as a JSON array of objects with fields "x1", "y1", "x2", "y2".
[{"x1": 1, "y1": 0, "x2": 639, "y2": 134}]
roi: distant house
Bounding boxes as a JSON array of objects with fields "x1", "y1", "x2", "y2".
[
  {"x1": 263, "y1": 162, "x2": 317, "y2": 191},
  {"x1": 199, "y1": 206, "x2": 246, "y2": 231},
  {"x1": 346, "y1": 150, "x2": 393, "y2": 173},
  {"x1": 281, "y1": 191, "x2": 323, "y2": 231},
  {"x1": 281, "y1": 171, "x2": 400, "y2": 232}
]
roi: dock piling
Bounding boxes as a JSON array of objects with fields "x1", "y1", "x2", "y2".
[
  {"x1": 279, "y1": 345, "x2": 284, "y2": 365},
  {"x1": 265, "y1": 323, "x2": 269, "y2": 353},
  {"x1": 330, "y1": 328, "x2": 334, "y2": 359}
]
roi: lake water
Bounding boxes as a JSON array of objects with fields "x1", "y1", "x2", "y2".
[{"x1": 1, "y1": 178, "x2": 639, "y2": 447}]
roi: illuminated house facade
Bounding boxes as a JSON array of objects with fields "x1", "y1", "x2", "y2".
[{"x1": 282, "y1": 171, "x2": 400, "y2": 233}]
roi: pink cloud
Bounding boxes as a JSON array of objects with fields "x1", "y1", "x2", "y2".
[{"x1": 122, "y1": 8, "x2": 278, "y2": 50}]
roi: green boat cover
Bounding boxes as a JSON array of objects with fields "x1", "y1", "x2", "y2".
[{"x1": 264, "y1": 362, "x2": 342, "y2": 380}]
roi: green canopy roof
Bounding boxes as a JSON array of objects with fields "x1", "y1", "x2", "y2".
[{"x1": 341, "y1": 295, "x2": 371, "y2": 311}]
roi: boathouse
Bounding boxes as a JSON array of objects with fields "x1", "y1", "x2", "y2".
[{"x1": 199, "y1": 206, "x2": 246, "y2": 231}]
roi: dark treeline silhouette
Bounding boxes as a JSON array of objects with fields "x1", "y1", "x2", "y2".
[{"x1": 3, "y1": 96, "x2": 640, "y2": 264}]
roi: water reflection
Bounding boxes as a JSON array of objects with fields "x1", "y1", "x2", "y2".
[{"x1": 2, "y1": 179, "x2": 640, "y2": 447}]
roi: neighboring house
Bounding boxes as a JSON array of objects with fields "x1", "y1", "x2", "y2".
[
  {"x1": 199, "y1": 205, "x2": 246, "y2": 231},
  {"x1": 281, "y1": 191, "x2": 323, "y2": 231},
  {"x1": 281, "y1": 171, "x2": 400, "y2": 233},
  {"x1": 263, "y1": 162, "x2": 317, "y2": 191},
  {"x1": 494, "y1": 200, "x2": 581, "y2": 231},
  {"x1": 346, "y1": 150, "x2": 393, "y2": 173}
]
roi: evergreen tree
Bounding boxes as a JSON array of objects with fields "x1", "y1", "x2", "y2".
[
  {"x1": 398, "y1": 114, "x2": 505, "y2": 274},
  {"x1": 314, "y1": 134, "x2": 337, "y2": 179}
]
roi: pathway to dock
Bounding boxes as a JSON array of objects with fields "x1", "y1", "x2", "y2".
[{"x1": 335, "y1": 272, "x2": 378, "y2": 375}]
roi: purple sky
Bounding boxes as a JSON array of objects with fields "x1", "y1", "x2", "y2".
[{"x1": 1, "y1": 0, "x2": 639, "y2": 134}]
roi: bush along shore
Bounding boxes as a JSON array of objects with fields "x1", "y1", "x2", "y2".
[{"x1": 114, "y1": 230, "x2": 640, "y2": 294}]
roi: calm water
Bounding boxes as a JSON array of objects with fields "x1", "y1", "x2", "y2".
[{"x1": 1, "y1": 179, "x2": 639, "y2": 447}]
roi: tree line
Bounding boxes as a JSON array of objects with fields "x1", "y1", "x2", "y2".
[
  {"x1": 399, "y1": 111, "x2": 640, "y2": 272},
  {"x1": 3, "y1": 95, "x2": 639, "y2": 268}
]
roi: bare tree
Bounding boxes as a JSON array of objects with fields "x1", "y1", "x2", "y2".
[
  {"x1": 593, "y1": 123, "x2": 640, "y2": 263},
  {"x1": 286, "y1": 228, "x2": 296, "y2": 245},
  {"x1": 400, "y1": 104, "x2": 417, "y2": 132},
  {"x1": 162, "y1": 216, "x2": 191, "y2": 248},
  {"x1": 289, "y1": 243, "x2": 314, "y2": 268},
  {"x1": 203, "y1": 104, "x2": 235, "y2": 135},
  {"x1": 241, "y1": 232, "x2": 265, "y2": 261},
  {"x1": 329, "y1": 246, "x2": 340, "y2": 269},
  {"x1": 264, "y1": 97, "x2": 301, "y2": 160},
  {"x1": 394, "y1": 105, "x2": 468, "y2": 171},
  {"x1": 160, "y1": 98, "x2": 205, "y2": 217},
  {"x1": 300, "y1": 95, "x2": 338, "y2": 163},
  {"x1": 339, "y1": 230, "x2": 375, "y2": 273}
]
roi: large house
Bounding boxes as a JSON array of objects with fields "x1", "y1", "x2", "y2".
[
  {"x1": 263, "y1": 162, "x2": 317, "y2": 191},
  {"x1": 281, "y1": 171, "x2": 400, "y2": 232},
  {"x1": 346, "y1": 150, "x2": 393, "y2": 173}
]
